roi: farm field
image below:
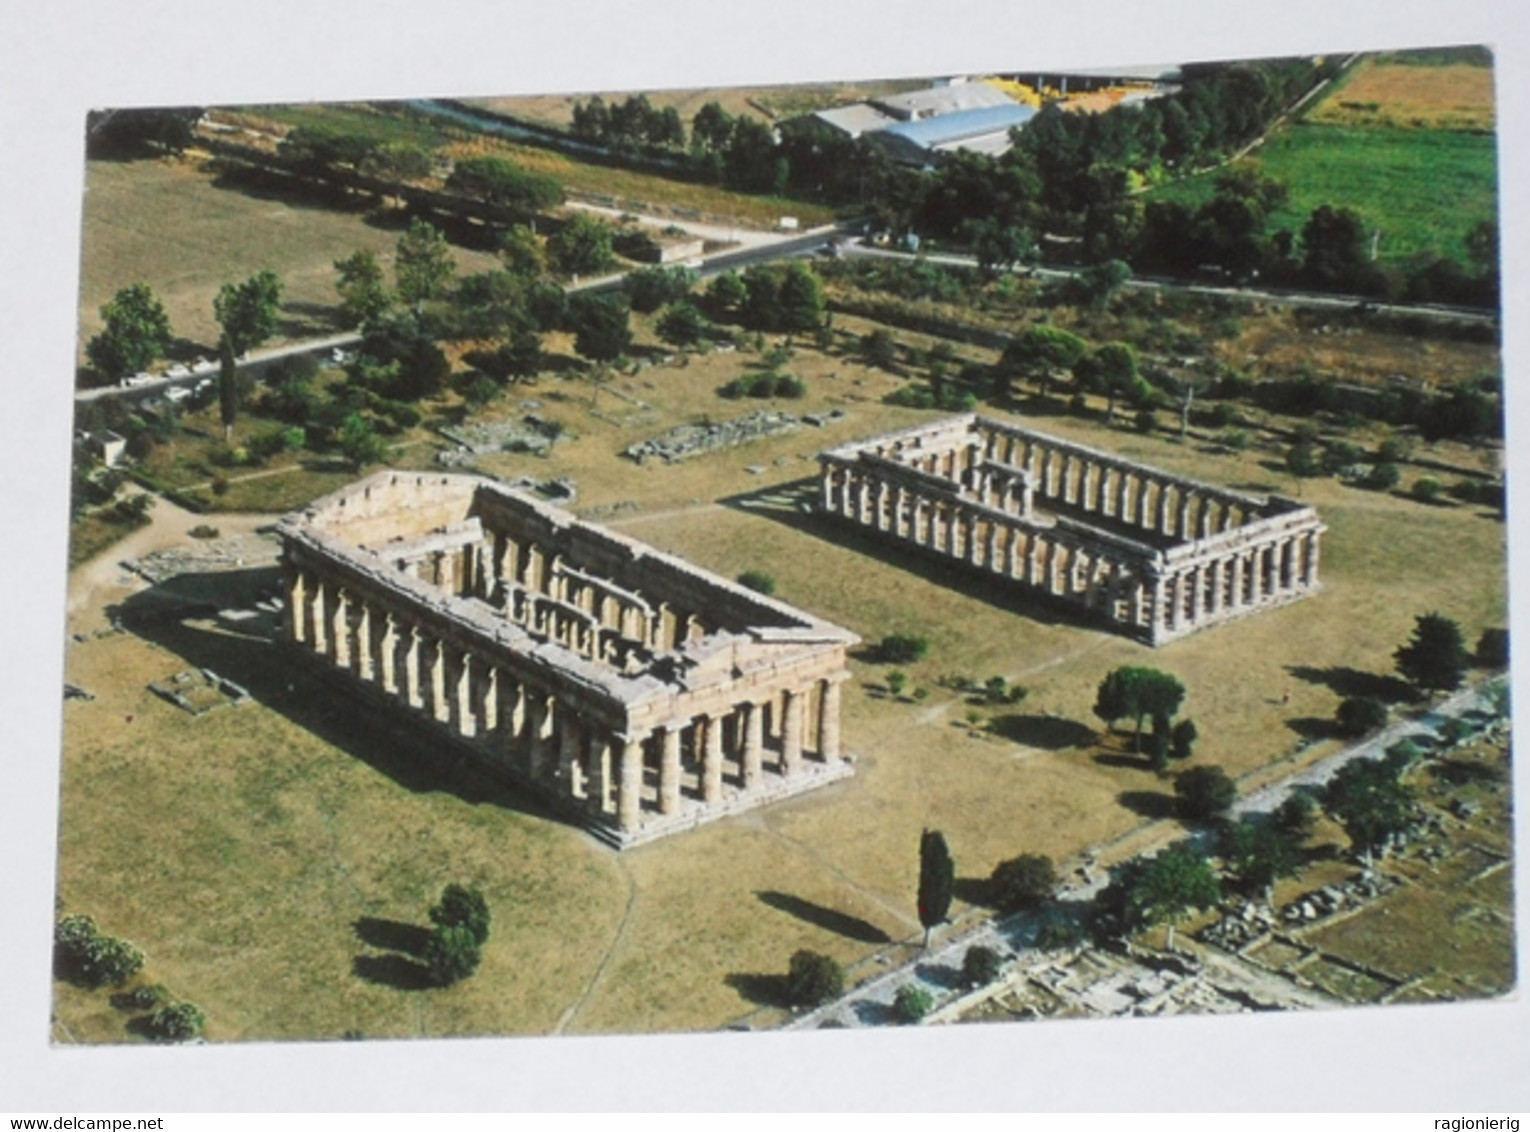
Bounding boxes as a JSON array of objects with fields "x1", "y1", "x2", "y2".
[
  {"x1": 55, "y1": 327, "x2": 1509, "y2": 1041},
  {"x1": 1147, "y1": 123, "x2": 1498, "y2": 269},
  {"x1": 1308, "y1": 57, "x2": 1495, "y2": 132}
]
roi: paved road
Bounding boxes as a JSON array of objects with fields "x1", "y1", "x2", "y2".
[{"x1": 781, "y1": 676, "x2": 1506, "y2": 1031}]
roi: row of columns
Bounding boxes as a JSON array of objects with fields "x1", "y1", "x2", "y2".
[
  {"x1": 284, "y1": 560, "x2": 845, "y2": 834},
  {"x1": 1152, "y1": 530, "x2": 1321, "y2": 640}
]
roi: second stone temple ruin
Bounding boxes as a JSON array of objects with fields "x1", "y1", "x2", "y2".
[{"x1": 819, "y1": 414, "x2": 1325, "y2": 645}]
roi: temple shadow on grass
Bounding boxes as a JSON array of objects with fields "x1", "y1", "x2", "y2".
[
  {"x1": 724, "y1": 972, "x2": 792, "y2": 1009},
  {"x1": 1117, "y1": 790, "x2": 1179, "y2": 820},
  {"x1": 718, "y1": 479, "x2": 1108, "y2": 637},
  {"x1": 353, "y1": 917, "x2": 432, "y2": 957},
  {"x1": 756, "y1": 891, "x2": 892, "y2": 944},
  {"x1": 988, "y1": 714, "x2": 1096, "y2": 750},
  {"x1": 1288, "y1": 665, "x2": 1417, "y2": 704},
  {"x1": 352, "y1": 953, "x2": 434, "y2": 991},
  {"x1": 109, "y1": 571, "x2": 560, "y2": 825}
]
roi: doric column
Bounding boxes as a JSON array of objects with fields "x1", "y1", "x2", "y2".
[
  {"x1": 417, "y1": 634, "x2": 442, "y2": 722},
  {"x1": 369, "y1": 608, "x2": 392, "y2": 691},
  {"x1": 617, "y1": 733, "x2": 645, "y2": 833},
  {"x1": 469, "y1": 657, "x2": 493, "y2": 737},
  {"x1": 659, "y1": 725, "x2": 683, "y2": 815},
  {"x1": 526, "y1": 690, "x2": 552, "y2": 778},
  {"x1": 1232, "y1": 552, "x2": 1248, "y2": 607},
  {"x1": 326, "y1": 587, "x2": 348, "y2": 667},
  {"x1": 966, "y1": 512, "x2": 981, "y2": 565},
  {"x1": 496, "y1": 670, "x2": 522, "y2": 745},
  {"x1": 780, "y1": 689, "x2": 804, "y2": 776},
  {"x1": 702, "y1": 714, "x2": 724, "y2": 803},
  {"x1": 444, "y1": 646, "x2": 468, "y2": 735},
  {"x1": 1046, "y1": 540, "x2": 1062, "y2": 594},
  {"x1": 1303, "y1": 532, "x2": 1321, "y2": 587},
  {"x1": 393, "y1": 620, "x2": 418, "y2": 707},
  {"x1": 856, "y1": 477, "x2": 872, "y2": 525},
  {"x1": 1115, "y1": 469, "x2": 1130, "y2": 520},
  {"x1": 1004, "y1": 526, "x2": 1019, "y2": 578},
  {"x1": 284, "y1": 565, "x2": 305, "y2": 644},
  {"x1": 1135, "y1": 477, "x2": 1151, "y2": 528},
  {"x1": 1178, "y1": 494, "x2": 1194, "y2": 540},
  {"x1": 1210, "y1": 558, "x2": 1225, "y2": 616},
  {"x1": 984, "y1": 522, "x2": 999, "y2": 573},
  {"x1": 741, "y1": 702, "x2": 763, "y2": 789},
  {"x1": 818, "y1": 679, "x2": 842, "y2": 761},
  {"x1": 559, "y1": 713, "x2": 584, "y2": 798},
  {"x1": 1157, "y1": 485, "x2": 1173, "y2": 535},
  {"x1": 1168, "y1": 572, "x2": 1183, "y2": 631},
  {"x1": 586, "y1": 729, "x2": 612, "y2": 814},
  {"x1": 1264, "y1": 543, "x2": 1279, "y2": 598},
  {"x1": 893, "y1": 485, "x2": 909, "y2": 538}
]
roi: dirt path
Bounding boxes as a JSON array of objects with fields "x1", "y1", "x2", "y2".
[
  {"x1": 66, "y1": 491, "x2": 279, "y2": 634},
  {"x1": 553, "y1": 859, "x2": 640, "y2": 1035}
]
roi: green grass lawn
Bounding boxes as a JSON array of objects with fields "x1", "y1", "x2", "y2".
[{"x1": 1147, "y1": 124, "x2": 1498, "y2": 268}]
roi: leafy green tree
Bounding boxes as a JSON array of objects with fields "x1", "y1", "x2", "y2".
[
  {"x1": 466, "y1": 330, "x2": 542, "y2": 383},
  {"x1": 1174, "y1": 764, "x2": 1236, "y2": 821},
  {"x1": 568, "y1": 292, "x2": 632, "y2": 364},
  {"x1": 1000, "y1": 324, "x2": 1087, "y2": 400},
  {"x1": 624, "y1": 266, "x2": 696, "y2": 313},
  {"x1": 786, "y1": 950, "x2": 843, "y2": 1007},
  {"x1": 858, "y1": 328, "x2": 899, "y2": 371},
  {"x1": 656, "y1": 301, "x2": 708, "y2": 348},
  {"x1": 777, "y1": 262, "x2": 828, "y2": 335},
  {"x1": 1219, "y1": 818, "x2": 1301, "y2": 899},
  {"x1": 333, "y1": 250, "x2": 391, "y2": 329},
  {"x1": 892, "y1": 984, "x2": 934, "y2": 1023},
  {"x1": 1323, "y1": 756, "x2": 1418, "y2": 864},
  {"x1": 423, "y1": 923, "x2": 482, "y2": 987},
  {"x1": 395, "y1": 218, "x2": 455, "y2": 312},
  {"x1": 1476, "y1": 628, "x2": 1509, "y2": 669},
  {"x1": 1093, "y1": 667, "x2": 1187, "y2": 751},
  {"x1": 1335, "y1": 695, "x2": 1389, "y2": 738},
  {"x1": 86, "y1": 283, "x2": 173, "y2": 381},
  {"x1": 446, "y1": 155, "x2": 563, "y2": 213},
  {"x1": 361, "y1": 141, "x2": 433, "y2": 184},
  {"x1": 54, "y1": 915, "x2": 145, "y2": 989},
  {"x1": 1170, "y1": 718, "x2": 1198, "y2": 761},
  {"x1": 1286, "y1": 440, "x2": 1322, "y2": 478},
  {"x1": 961, "y1": 945, "x2": 1002, "y2": 988},
  {"x1": 988, "y1": 853, "x2": 1057, "y2": 913},
  {"x1": 1274, "y1": 792, "x2": 1318, "y2": 842},
  {"x1": 1127, "y1": 844, "x2": 1220, "y2": 950},
  {"x1": 705, "y1": 270, "x2": 748, "y2": 318},
  {"x1": 548, "y1": 213, "x2": 616, "y2": 277},
  {"x1": 429, "y1": 883, "x2": 491, "y2": 946},
  {"x1": 1394, "y1": 612, "x2": 1471, "y2": 694},
  {"x1": 917, "y1": 829, "x2": 955, "y2": 947},
  {"x1": 214, "y1": 270, "x2": 284, "y2": 357},
  {"x1": 338, "y1": 412, "x2": 387, "y2": 469},
  {"x1": 86, "y1": 107, "x2": 202, "y2": 157},
  {"x1": 498, "y1": 225, "x2": 547, "y2": 279},
  {"x1": 740, "y1": 266, "x2": 782, "y2": 331},
  {"x1": 969, "y1": 218, "x2": 1035, "y2": 280},
  {"x1": 1075, "y1": 341, "x2": 1139, "y2": 424}
]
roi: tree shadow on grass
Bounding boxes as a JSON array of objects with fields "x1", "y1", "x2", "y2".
[
  {"x1": 952, "y1": 876, "x2": 991, "y2": 907},
  {"x1": 1431, "y1": 757, "x2": 1504, "y2": 787},
  {"x1": 1093, "y1": 752, "x2": 1151, "y2": 771},
  {"x1": 1285, "y1": 716, "x2": 1336, "y2": 741},
  {"x1": 352, "y1": 953, "x2": 434, "y2": 991},
  {"x1": 988, "y1": 714, "x2": 1096, "y2": 750},
  {"x1": 1288, "y1": 665, "x2": 1416, "y2": 704},
  {"x1": 724, "y1": 972, "x2": 791, "y2": 1009},
  {"x1": 353, "y1": 917, "x2": 432, "y2": 958},
  {"x1": 1117, "y1": 790, "x2": 1178, "y2": 820},
  {"x1": 852, "y1": 998, "x2": 894, "y2": 1026},
  {"x1": 756, "y1": 891, "x2": 892, "y2": 945}
]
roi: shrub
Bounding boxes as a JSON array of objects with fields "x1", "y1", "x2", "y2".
[
  {"x1": 737, "y1": 569, "x2": 776, "y2": 596},
  {"x1": 429, "y1": 884, "x2": 491, "y2": 946},
  {"x1": 111, "y1": 984, "x2": 168, "y2": 1013},
  {"x1": 989, "y1": 853, "x2": 1057, "y2": 912},
  {"x1": 1362, "y1": 462, "x2": 1401, "y2": 492},
  {"x1": 1170, "y1": 718, "x2": 1198, "y2": 761},
  {"x1": 1133, "y1": 409, "x2": 1158, "y2": 433},
  {"x1": 878, "y1": 634, "x2": 929, "y2": 664},
  {"x1": 1335, "y1": 695, "x2": 1389, "y2": 738},
  {"x1": 892, "y1": 984, "x2": 934, "y2": 1024},
  {"x1": 145, "y1": 1002, "x2": 205, "y2": 1042},
  {"x1": 1411, "y1": 476, "x2": 1443, "y2": 503},
  {"x1": 786, "y1": 950, "x2": 844, "y2": 1007},
  {"x1": 960, "y1": 945, "x2": 1003, "y2": 988},
  {"x1": 54, "y1": 915, "x2": 145, "y2": 989},
  {"x1": 424, "y1": 924, "x2": 483, "y2": 987},
  {"x1": 1174, "y1": 764, "x2": 1237, "y2": 821},
  {"x1": 1477, "y1": 627, "x2": 1509, "y2": 668},
  {"x1": 885, "y1": 670, "x2": 908, "y2": 697}
]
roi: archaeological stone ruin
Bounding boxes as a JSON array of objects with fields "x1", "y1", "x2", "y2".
[
  {"x1": 277, "y1": 471, "x2": 858, "y2": 848},
  {"x1": 819, "y1": 414, "x2": 1325, "y2": 645}
]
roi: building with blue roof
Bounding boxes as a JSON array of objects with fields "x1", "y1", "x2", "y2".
[{"x1": 869, "y1": 102, "x2": 1039, "y2": 165}]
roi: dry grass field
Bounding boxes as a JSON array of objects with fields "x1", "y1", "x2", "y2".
[
  {"x1": 55, "y1": 321, "x2": 1509, "y2": 1042},
  {"x1": 1310, "y1": 59, "x2": 1496, "y2": 132},
  {"x1": 77, "y1": 157, "x2": 503, "y2": 358}
]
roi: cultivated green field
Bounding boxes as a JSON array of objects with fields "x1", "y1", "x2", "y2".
[{"x1": 1147, "y1": 123, "x2": 1498, "y2": 268}]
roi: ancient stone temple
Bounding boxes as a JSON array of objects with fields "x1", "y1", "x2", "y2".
[
  {"x1": 819, "y1": 415, "x2": 1325, "y2": 645},
  {"x1": 277, "y1": 472, "x2": 857, "y2": 848}
]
